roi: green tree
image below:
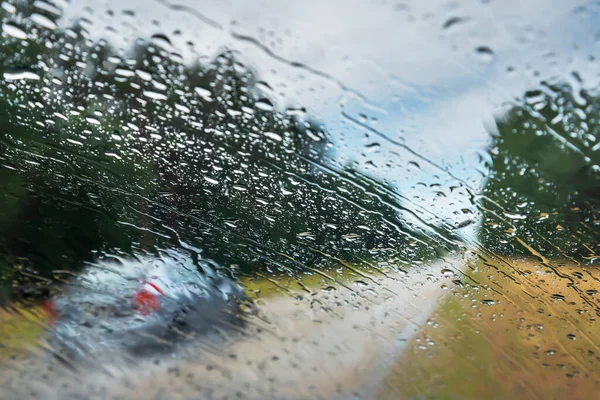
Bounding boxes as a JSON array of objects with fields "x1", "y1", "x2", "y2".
[
  {"x1": 0, "y1": 2, "x2": 447, "y2": 302},
  {"x1": 481, "y1": 82, "x2": 599, "y2": 262}
]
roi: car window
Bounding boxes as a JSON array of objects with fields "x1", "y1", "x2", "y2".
[{"x1": 0, "y1": 1, "x2": 598, "y2": 399}]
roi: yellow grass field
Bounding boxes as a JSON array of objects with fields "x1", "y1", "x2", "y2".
[{"x1": 378, "y1": 256, "x2": 600, "y2": 399}]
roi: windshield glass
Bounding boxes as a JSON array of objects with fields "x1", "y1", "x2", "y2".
[{"x1": 0, "y1": 1, "x2": 598, "y2": 398}]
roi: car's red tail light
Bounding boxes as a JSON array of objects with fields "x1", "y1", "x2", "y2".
[
  {"x1": 42, "y1": 299, "x2": 58, "y2": 324},
  {"x1": 133, "y1": 281, "x2": 165, "y2": 315}
]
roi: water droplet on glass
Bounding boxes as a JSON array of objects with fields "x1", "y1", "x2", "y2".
[
  {"x1": 29, "y1": 13, "x2": 57, "y2": 30},
  {"x1": 2, "y1": 23, "x2": 27, "y2": 39},
  {"x1": 3, "y1": 70, "x2": 40, "y2": 80},
  {"x1": 442, "y1": 16, "x2": 467, "y2": 30},
  {"x1": 143, "y1": 90, "x2": 168, "y2": 100},
  {"x1": 475, "y1": 46, "x2": 494, "y2": 62},
  {"x1": 264, "y1": 132, "x2": 282, "y2": 142}
]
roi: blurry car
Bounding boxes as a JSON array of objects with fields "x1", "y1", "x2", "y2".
[{"x1": 44, "y1": 249, "x2": 250, "y2": 363}]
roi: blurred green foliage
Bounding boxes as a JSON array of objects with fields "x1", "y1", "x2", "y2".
[
  {"x1": 0, "y1": 3, "x2": 442, "y2": 302},
  {"x1": 481, "y1": 82, "x2": 599, "y2": 261}
]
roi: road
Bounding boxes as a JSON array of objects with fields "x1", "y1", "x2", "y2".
[{"x1": 0, "y1": 255, "x2": 468, "y2": 400}]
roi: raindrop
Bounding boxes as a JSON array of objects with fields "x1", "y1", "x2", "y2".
[
  {"x1": 255, "y1": 98, "x2": 274, "y2": 111},
  {"x1": 135, "y1": 70, "x2": 153, "y2": 81},
  {"x1": 115, "y1": 68, "x2": 135, "y2": 77},
  {"x1": 475, "y1": 46, "x2": 494, "y2": 62},
  {"x1": 86, "y1": 117, "x2": 101, "y2": 125},
  {"x1": 342, "y1": 233, "x2": 361, "y2": 241},
  {"x1": 143, "y1": 90, "x2": 168, "y2": 101},
  {"x1": 194, "y1": 86, "x2": 213, "y2": 101},
  {"x1": 455, "y1": 219, "x2": 475, "y2": 229},
  {"x1": 285, "y1": 107, "x2": 306, "y2": 117},
  {"x1": 29, "y1": 13, "x2": 57, "y2": 30},
  {"x1": 364, "y1": 142, "x2": 381, "y2": 153},
  {"x1": 34, "y1": 1, "x2": 61, "y2": 16},
  {"x1": 3, "y1": 70, "x2": 40, "y2": 81},
  {"x1": 2, "y1": 23, "x2": 27, "y2": 39},
  {"x1": 264, "y1": 132, "x2": 282, "y2": 142},
  {"x1": 442, "y1": 16, "x2": 467, "y2": 30},
  {"x1": 151, "y1": 33, "x2": 172, "y2": 47},
  {"x1": 441, "y1": 269, "x2": 454, "y2": 277},
  {"x1": 550, "y1": 294, "x2": 565, "y2": 301},
  {"x1": 503, "y1": 211, "x2": 526, "y2": 220},
  {"x1": 175, "y1": 104, "x2": 190, "y2": 113},
  {"x1": 1, "y1": 2, "x2": 16, "y2": 13}
]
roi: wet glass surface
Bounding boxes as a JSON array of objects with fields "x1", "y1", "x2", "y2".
[{"x1": 0, "y1": 0, "x2": 598, "y2": 398}]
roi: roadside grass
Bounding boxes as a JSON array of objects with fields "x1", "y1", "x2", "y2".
[
  {"x1": 377, "y1": 256, "x2": 600, "y2": 399},
  {"x1": 0, "y1": 304, "x2": 51, "y2": 359}
]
